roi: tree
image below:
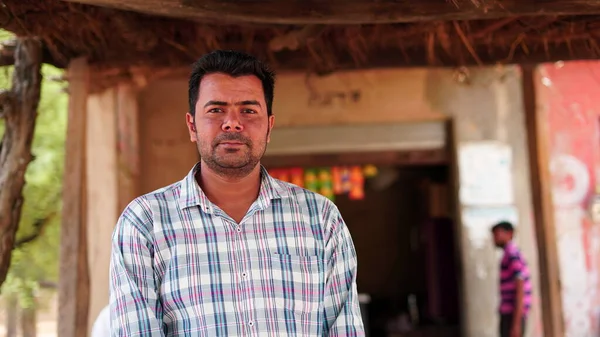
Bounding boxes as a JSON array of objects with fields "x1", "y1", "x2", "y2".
[
  {"x1": 0, "y1": 36, "x2": 43, "y2": 289},
  {"x1": 0, "y1": 30, "x2": 66, "y2": 335},
  {"x1": 1, "y1": 60, "x2": 66, "y2": 304}
]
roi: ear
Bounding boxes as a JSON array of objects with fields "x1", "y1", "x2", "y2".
[
  {"x1": 185, "y1": 113, "x2": 198, "y2": 142},
  {"x1": 266, "y1": 115, "x2": 275, "y2": 143}
]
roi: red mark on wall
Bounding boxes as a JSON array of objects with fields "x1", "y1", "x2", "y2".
[{"x1": 539, "y1": 61, "x2": 600, "y2": 337}]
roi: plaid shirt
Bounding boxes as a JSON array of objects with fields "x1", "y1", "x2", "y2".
[{"x1": 109, "y1": 163, "x2": 364, "y2": 337}]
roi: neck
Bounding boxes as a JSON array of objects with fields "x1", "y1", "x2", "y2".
[{"x1": 196, "y1": 161, "x2": 262, "y2": 207}]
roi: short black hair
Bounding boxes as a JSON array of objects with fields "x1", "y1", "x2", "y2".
[
  {"x1": 188, "y1": 50, "x2": 276, "y2": 117},
  {"x1": 491, "y1": 221, "x2": 514, "y2": 232}
]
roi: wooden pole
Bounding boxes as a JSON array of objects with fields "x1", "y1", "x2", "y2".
[
  {"x1": 522, "y1": 65, "x2": 565, "y2": 337},
  {"x1": 116, "y1": 83, "x2": 140, "y2": 213},
  {"x1": 5, "y1": 295, "x2": 18, "y2": 337},
  {"x1": 20, "y1": 302, "x2": 37, "y2": 337},
  {"x1": 57, "y1": 57, "x2": 90, "y2": 337}
]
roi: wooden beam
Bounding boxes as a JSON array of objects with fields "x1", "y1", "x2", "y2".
[
  {"x1": 61, "y1": 0, "x2": 600, "y2": 24},
  {"x1": 58, "y1": 57, "x2": 90, "y2": 337},
  {"x1": 522, "y1": 65, "x2": 564, "y2": 337}
]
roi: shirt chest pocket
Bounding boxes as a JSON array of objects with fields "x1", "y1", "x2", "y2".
[{"x1": 267, "y1": 253, "x2": 323, "y2": 315}]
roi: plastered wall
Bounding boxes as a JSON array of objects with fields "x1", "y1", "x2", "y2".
[{"x1": 86, "y1": 66, "x2": 541, "y2": 337}]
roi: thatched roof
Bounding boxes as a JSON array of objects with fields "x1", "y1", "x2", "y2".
[{"x1": 3, "y1": 1, "x2": 600, "y2": 82}]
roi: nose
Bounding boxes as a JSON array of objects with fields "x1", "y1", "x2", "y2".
[{"x1": 221, "y1": 113, "x2": 244, "y2": 132}]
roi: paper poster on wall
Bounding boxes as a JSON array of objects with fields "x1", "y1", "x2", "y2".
[
  {"x1": 462, "y1": 206, "x2": 519, "y2": 250},
  {"x1": 458, "y1": 142, "x2": 514, "y2": 206}
]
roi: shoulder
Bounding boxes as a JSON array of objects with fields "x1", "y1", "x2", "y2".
[
  {"x1": 137, "y1": 180, "x2": 184, "y2": 207},
  {"x1": 274, "y1": 180, "x2": 341, "y2": 220},
  {"x1": 505, "y1": 244, "x2": 527, "y2": 264},
  {"x1": 276, "y1": 181, "x2": 348, "y2": 244},
  {"x1": 115, "y1": 180, "x2": 182, "y2": 237}
]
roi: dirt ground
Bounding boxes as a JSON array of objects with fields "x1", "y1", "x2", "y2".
[{"x1": 0, "y1": 293, "x2": 57, "y2": 337}]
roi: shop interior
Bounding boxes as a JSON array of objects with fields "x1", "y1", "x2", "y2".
[{"x1": 264, "y1": 150, "x2": 461, "y2": 337}]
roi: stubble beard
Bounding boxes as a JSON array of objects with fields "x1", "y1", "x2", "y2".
[{"x1": 198, "y1": 132, "x2": 268, "y2": 179}]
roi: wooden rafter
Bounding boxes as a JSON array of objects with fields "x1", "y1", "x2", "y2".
[
  {"x1": 1, "y1": 1, "x2": 600, "y2": 78},
  {"x1": 61, "y1": 0, "x2": 600, "y2": 24}
]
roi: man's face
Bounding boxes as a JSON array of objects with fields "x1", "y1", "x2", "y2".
[
  {"x1": 492, "y1": 228, "x2": 511, "y2": 248},
  {"x1": 186, "y1": 73, "x2": 274, "y2": 178}
]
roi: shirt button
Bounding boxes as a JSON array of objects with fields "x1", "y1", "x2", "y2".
[
  {"x1": 248, "y1": 321, "x2": 254, "y2": 327},
  {"x1": 236, "y1": 226, "x2": 242, "y2": 232},
  {"x1": 242, "y1": 272, "x2": 248, "y2": 278}
]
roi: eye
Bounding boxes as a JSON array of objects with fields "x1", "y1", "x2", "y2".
[
  {"x1": 208, "y1": 108, "x2": 223, "y2": 113},
  {"x1": 242, "y1": 108, "x2": 257, "y2": 114}
]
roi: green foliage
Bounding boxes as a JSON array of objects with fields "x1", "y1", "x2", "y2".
[{"x1": 0, "y1": 31, "x2": 67, "y2": 309}]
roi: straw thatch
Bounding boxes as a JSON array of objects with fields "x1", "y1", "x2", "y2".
[{"x1": 2, "y1": 0, "x2": 600, "y2": 89}]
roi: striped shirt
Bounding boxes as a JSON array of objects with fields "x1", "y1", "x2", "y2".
[
  {"x1": 499, "y1": 242, "x2": 532, "y2": 316},
  {"x1": 109, "y1": 163, "x2": 364, "y2": 337}
]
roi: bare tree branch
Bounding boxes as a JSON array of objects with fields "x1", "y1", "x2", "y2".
[
  {"x1": 38, "y1": 280, "x2": 57, "y2": 289},
  {"x1": 0, "y1": 39, "x2": 55, "y2": 67},
  {"x1": 14, "y1": 212, "x2": 57, "y2": 248},
  {"x1": 0, "y1": 40, "x2": 16, "y2": 67}
]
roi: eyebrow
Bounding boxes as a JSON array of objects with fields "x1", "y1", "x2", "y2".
[{"x1": 203, "y1": 100, "x2": 262, "y2": 108}]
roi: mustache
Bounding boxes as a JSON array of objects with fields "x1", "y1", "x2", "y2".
[{"x1": 212, "y1": 133, "x2": 251, "y2": 147}]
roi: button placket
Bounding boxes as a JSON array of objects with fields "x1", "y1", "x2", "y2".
[
  {"x1": 226, "y1": 219, "x2": 254, "y2": 330},
  {"x1": 223, "y1": 217, "x2": 246, "y2": 323}
]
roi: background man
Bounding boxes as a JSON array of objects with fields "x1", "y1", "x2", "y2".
[{"x1": 492, "y1": 221, "x2": 532, "y2": 337}]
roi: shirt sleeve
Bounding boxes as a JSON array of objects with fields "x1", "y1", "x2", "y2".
[
  {"x1": 322, "y1": 205, "x2": 365, "y2": 337},
  {"x1": 509, "y1": 253, "x2": 525, "y2": 280},
  {"x1": 109, "y1": 198, "x2": 165, "y2": 337}
]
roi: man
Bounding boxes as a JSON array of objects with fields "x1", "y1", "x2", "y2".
[
  {"x1": 491, "y1": 221, "x2": 532, "y2": 337},
  {"x1": 109, "y1": 50, "x2": 364, "y2": 337}
]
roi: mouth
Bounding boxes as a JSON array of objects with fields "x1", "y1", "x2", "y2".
[{"x1": 218, "y1": 141, "x2": 246, "y2": 147}]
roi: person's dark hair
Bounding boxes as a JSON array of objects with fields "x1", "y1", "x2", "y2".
[
  {"x1": 188, "y1": 50, "x2": 276, "y2": 117},
  {"x1": 491, "y1": 221, "x2": 514, "y2": 232}
]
